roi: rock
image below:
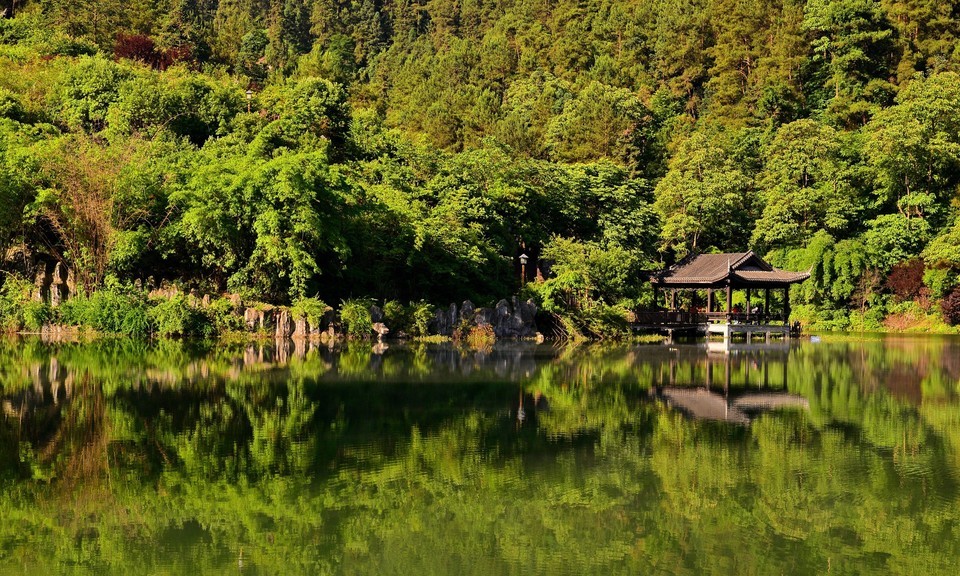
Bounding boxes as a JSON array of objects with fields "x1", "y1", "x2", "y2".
[
  {"x1": 492, "y1": 299, "x2": 513, "y2": 338},
  {"x1": 275, "y1": 308, "x2": 293, "y2": 339},
  {"x1": 322, "y1": 308, "x2": 339, "y2": 335},
  {"x1": 474, "y1": 307, "x2": 493, "y2": 327},
  {"x1": 33, "y1": 263, "x2": 51, "y2": 303},
  {"x1": 460, "y1": 300, "x2": 475, "y2": 322},
  {"x1": 294, "y1": 317, "x2": 309, "y2": 339},
  {"x1": 50, "y1": 262, "x2": 69, "y2": 307},
  {"x1": 244, "y1": 308, "x2": 260, "y2": 330},
  {"x1": 372, "y1": 322, "x2": 390, "y2": 342},
  {"x1": 431, "y1": 303, "x2": 458, "y2": 336},
  {"x1": 491, "y1": 298, "x2": 538, "y2": 338},
  {"x1": 259, "y1": 306, "x2": 275, "y2": 330}
]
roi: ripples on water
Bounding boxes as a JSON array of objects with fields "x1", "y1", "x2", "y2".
[{"x1": 0, "y1": 336, "x2": 959, "y2": 575}]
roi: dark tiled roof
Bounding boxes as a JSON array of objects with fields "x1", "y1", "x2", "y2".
[{"x1": 653, "y1": 251, "x2": 809, "y2": 286}]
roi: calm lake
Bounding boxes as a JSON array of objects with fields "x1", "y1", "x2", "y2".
[{"x1": 1, "y1": 335, "x2": 959, "y2": 575}]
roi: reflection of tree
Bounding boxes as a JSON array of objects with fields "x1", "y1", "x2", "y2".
[{"x1": 0, "y1": 337, "x2": 959, "y2": 573}]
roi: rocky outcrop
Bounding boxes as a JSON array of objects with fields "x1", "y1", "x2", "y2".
[
  {"x1": 426, "y1": 298, "x2": 538, "y2": 339},
  {"x1": 50, "y1": 262, "x2": 68, "y2": 307},
  {"x1": 431, "y1": 303, "x2": 459, "y2": 336},
  {"x1": 486, "y1": 297, "x2": 538, "y2": 338},
  {"x1": 33, "y1": 264, "x2": 51, "y2": 303},
  {"x1": 275, "y1": 308, "x2": 293, "y2": 339},
  {"x1": 30, "y1": 261, "x2": 76, "y2": 306}
]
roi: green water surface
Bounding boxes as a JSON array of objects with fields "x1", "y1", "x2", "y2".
[{"x1": 0, "y1": 336, "x2": 959, "y2": 575}]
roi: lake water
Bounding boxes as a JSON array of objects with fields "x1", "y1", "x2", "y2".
[{"x1": 1, "y1": 335, "x2": 959, "y2": 575}]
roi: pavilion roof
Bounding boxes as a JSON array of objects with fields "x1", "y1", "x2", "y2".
[{"x1": 651, "y1": 251, "x2": 810, "y2": 287}]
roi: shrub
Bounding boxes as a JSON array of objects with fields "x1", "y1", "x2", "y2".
[
  {"x1": 21, "y1": 301, "x2": 51, "y2": 331},
  {"x1": 407, "y1": 301, "x2": 434, "y2": 337},
  {"x1": 382, "y1": 300, "x2": 405, "y2": 327},
  {"x1": 207, "y1": 297, "x2": 244, "y2": 333},
  {"x1": 0, "y1": 273, "x2": 33, "y2": 330},
  {"x1": 290, "y1": 297, "x2": 327, "y2": 326},
  {"x1": 149, "y1": 294, "x2": 210, "y2": 338},
  {"x1": 887, "y1": 258, "x2": 925, "y2": 302},
  {"x1": 381, "y1": 300, "x2": 433, "y2": 337},
  {"x1": 942, "y1": 288, "x2": 960, "y2": 326},
  {"x1": 465, "y1": 324, "x2": 496, "y2": 348},
  {"x1": 340, "y1": 298, "x2": 373, "y2": 339},
  {"x1": 60, "y1": 283, "x2": 152, "y2": 336}
]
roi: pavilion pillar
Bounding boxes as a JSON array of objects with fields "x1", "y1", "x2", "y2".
[
  {"x1": 726, "y1": 285, "x2": 732, "y2": 320},
  {"x1": 784, "y1": 287, "x2": 791, "y2": 324},
  {"x1": 707, "y1": 289, "x2": 713, "y2": 313},
  {"x1": 746, "y1": 288, "x2": 752, "y2": 321},
  {"x1": 764, "y1": 289, "x2": 770, "y2": 322}
]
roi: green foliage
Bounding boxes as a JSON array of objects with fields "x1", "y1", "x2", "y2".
[
  {"x1": 289, "y1": 296, "x2": 327, "y2": 325},
  {"x1": 58, "y1": 283, "x2": 152, "y2": 336},
  {"x1": 339, "y1": 298, "x2": 373, "y2": 339},
  {"x1": 207, "y1": 296, "x2": 244, "y2": 333},
  {"x1": 406, "y1": 301, "x2": 434, "y2": 338},
  {"x1": 752, "y1": 120, "x2": 859, "y2": 249},
  {"x1": 149, "y1": 294, "x2": 209, "y2": 338},
  {"x1": 1, "y1": 1, "x2": 960, "y2": 334},
  {"x1": 21, "y1": 301, "x2": 51, "y2": 331},
  {"x1": 48, "y1": 55, "x2": 133, "y2": 132},
  {"x1": 382, "y1": 300, "x2": 434, "y2": 338},
  {"x1": 0, "y1": 273, "x2": 33, "y2": 330},
  {"x1": 654, "y1": 129, "x2": 756, "y2": 257}
]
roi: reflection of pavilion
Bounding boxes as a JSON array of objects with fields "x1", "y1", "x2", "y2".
[{"x1": 651, "y1": 342, "x2": 808, "y2": 425}]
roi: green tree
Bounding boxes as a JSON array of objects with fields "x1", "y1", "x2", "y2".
[
  {"x1": 864, "y1": 71, "x2": 960, "y2": 225},
  {"x1": 653, "y1": 129, "x2": 756, "y2": 257},
  {"x1": 752, "y1": 119, "x2": 860, "y2": 249},
  {"x1": 803, "y1": 0, "x2": 898, "y2": 126}
]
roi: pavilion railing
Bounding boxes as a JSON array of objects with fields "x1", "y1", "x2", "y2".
[{"x1": 632, "y1": 310, "x2": 789, "y2": 326}]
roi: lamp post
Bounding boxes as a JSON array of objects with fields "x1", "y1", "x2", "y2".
[
  {"x1": 246, "y1": 89, "x2": 253, "y2": 113},
  {"x1": 519, "y1": 253, "x2": 529, "y2": 287}
]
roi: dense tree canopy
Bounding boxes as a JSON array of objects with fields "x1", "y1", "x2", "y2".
[{"x1": 2, "y1": 0, "x2": 960, "y2": 331}]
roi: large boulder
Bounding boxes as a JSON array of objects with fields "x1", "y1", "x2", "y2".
[
  {"x1": 372, "y1": 322, "x2": 390, "y2": 342},
  {"x1": 275, "y1": 308, "x2": 293, "y2": 339},
  {"x1": 33, "y1": 263, "x2": 51, "y2": 303},
  {"x1": 474, "y1": 307, "x2": 494, "y2": 327},
  {"x1": 431, "y1": 303, "x2": 458, "y2": 336},
  {"x1": 492, "y1": 298, "x2": 538, "y2": 338},
  {"x1": 460, "y1": 300, "x2": 475, "y2": 322},
  {"x1": 294, "y1": 317, "x2": 309, "y2": 339}
]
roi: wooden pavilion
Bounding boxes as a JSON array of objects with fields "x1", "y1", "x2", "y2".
[{"x1": 645, "y1": 251, "x2": 810, "y2": 340}]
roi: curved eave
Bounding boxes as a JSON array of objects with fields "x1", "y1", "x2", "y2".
[
  {"x1": 651, "y1": 271, "x2": 811, "y2": 288},
  {"x1": 731, "y1": 271, "x2": 811, "y2": 285}
]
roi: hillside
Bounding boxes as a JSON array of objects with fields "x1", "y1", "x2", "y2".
[{"x1": 1, "y1": 0, "x2": 960, "y2": 334}]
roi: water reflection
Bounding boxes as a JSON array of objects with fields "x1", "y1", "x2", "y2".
[{"x1": 0, "y1": 336, "x2": 959, "y2": 574}]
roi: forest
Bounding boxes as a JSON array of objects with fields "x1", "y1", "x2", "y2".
[{"x1": 2, "y1": 0, "x2": 960, "y2": 336}]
